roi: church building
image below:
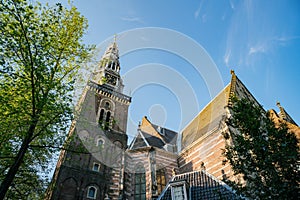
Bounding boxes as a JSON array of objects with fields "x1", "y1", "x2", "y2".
[{"x1": 46, "y1": 40, "x2": 299, "y2": 200}]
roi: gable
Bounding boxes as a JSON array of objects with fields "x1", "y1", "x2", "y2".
[
  {"x1": 140, "y1": 116, "x2": 165, "y2": 142},
  {"x1": 130, "y1": 132, "x2": 149, "y2": 149}
]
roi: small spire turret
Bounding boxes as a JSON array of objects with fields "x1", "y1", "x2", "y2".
[
  {"x1": 276, "y1": 101, "x2": 286, "y2": 120},
  {"x1": 276, "y1": 101, "x2": 298, "y2": 126}
]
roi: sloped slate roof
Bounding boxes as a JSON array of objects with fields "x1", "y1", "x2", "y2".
[
  {"x1": 181, "y1": 71, "x2": 264, "y2": 150},
  {"x1": 151, "y1": 124, "x2": 178, "y2": 145},
  {"x1": 181, "y1": 84, "x2": 230, "y2": 150},
  {"x1": 129, "y1": 117, "x2": 178, "y2": 151},
  {"x1": 142, "y1": 131, "x2": 165, "y2": 148},
  {"x1": 158, "y1": 170, "x2": 241, "y2": 200},
  {"x1": 130, "y1": 131, "x2": 172, "y2": 150}
]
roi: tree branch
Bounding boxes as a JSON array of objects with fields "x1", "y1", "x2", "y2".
[
  {"x1": 12, "y1": 0, "x2": 36, "y2": 118},
  {"x1": 30, "y1": 112, "x2": 62, "y2": 142},
  {"x1": 29, "y1": 144, "x2": 90, "y2": 154}
]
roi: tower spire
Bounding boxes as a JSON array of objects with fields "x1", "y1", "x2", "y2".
[
  {"x1": 102, "y1": 37, "x2": 119, "y2": 61},
  {"x1": 91, "y1": 37, "x2": 124, "y2": 91}
]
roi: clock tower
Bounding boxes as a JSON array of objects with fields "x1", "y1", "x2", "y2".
[{"x1": 47, "y1": 39, "x2": 131, "y2": 200}]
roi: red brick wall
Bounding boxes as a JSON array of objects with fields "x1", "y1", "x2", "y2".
[{"x1": 178, "y1": 128, "x2": 233, "y2": 180}]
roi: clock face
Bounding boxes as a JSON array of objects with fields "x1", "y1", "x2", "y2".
[{"x1": 106, "y1": 74, "x2": 117, "y2": 85}]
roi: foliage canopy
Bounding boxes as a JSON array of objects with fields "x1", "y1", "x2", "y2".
[
  {"x1": 0, "y1": 0, "x2": 93, "y2": 198},
  {"x1": 223, "y1": 97, "x2": 299, "y2": 199}
]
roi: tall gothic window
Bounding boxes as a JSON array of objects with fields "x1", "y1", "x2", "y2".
[
  {"x1": 99, "y1": 101, "x2": 113, "y2": 130},
  {"x1": 99, "y1": 109, "x2": 104, "y2": 123},
  {"x1": 156, "y1": 167, "x2": 166, "y2": 195},
  {"x1": 135, "y1": 165, "x2": 146, "y2": 200},
  {"x1": 104, "y1": 111, "x2": 111, "y2": 130}
]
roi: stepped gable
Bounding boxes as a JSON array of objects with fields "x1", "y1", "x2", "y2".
[{"x1": 158, "y1": 170, "x2": 241, "y2": 200}]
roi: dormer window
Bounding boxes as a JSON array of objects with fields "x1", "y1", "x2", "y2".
[
  {"x1": 157, "y1": 126, "x2": 165, "y2": 135},
  {"x1": 170, "y1": 180, "x2": 189, "y2": 200}
]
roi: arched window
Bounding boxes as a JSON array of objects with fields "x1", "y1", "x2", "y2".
[
  {"x1": 107, "y1": 61, "x2": 111, "y2": 69},
  {"x1": 59, "y1": 178, "x2": 77, "y2": 199},
  {"x1": 135, "y1": 165, "x2": 146, "y2": 200},
  {"x1": 92, "y1": 163, "x2": 100, "y2": 172},
  {"x1": 87, "y1": 186, "x2": 97, "y2": 199},
  {"x1": 99, "y1": 109, "x2": 104, "y2": 124},
  {"x1": 104, "y1": 111, "x2": 111, "y2": 130},
  {"x1": 97, "y1": 138, "x2": 105, "y2": 148},
  {"x1": 105, "y1": 102, "x2": 110, "y2": 110},
  {"x1": 98, "y1": 100, "x2": 114, "y2": 130},
  {"x1": 156, "y1": 167, "x2": 166, "y2": 195}
]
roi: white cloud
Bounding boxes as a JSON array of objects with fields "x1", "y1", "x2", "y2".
[
  {"x1": 194, "y1": 1, "x2": 204, "y2": 19},
  {"x1": 224, "y1": 49, "x2": 231, "y2": 66},
  {"x1": 247, "y1": 35, "x2": 300, "y2": 56},
  {"x1": 273, "y1": 35, "x2": 300, "y2": 44},
  {"x1": 201, "y1": 14, "x2": 207, "y2": 23},
  {"x1": 248, "y1": 43, "x2": 267, "y2": 55},
  {"x1": 221, "y1": 14, "x2": 226, "y2": 21},
  {"x1": 121, "y1": 16, "x2": 144, "y2": 24},
  {"x1": 229, "y1": 0, "x2": 235, "y2": 10},
  {"x1": 194, "y1": 9, "x2": 200, "y2": 19}
]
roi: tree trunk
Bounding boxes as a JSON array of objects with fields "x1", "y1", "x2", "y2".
[{"x1": 0, "y1": 123, "x2": 37, "y2": 200}]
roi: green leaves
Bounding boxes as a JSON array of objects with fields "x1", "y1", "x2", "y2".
[
  {"x1": 0, "y1": 0, "x2": 93, "y2": 198},
  {"x1": 223, "y1": 97, "x2": 299, "y2": 199}
]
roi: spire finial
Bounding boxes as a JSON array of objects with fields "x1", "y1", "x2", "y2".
[
  {"x1": 230, "y1": 69, "x2": 235, "y2": 75},
  {"x1": 276, "y1": 101, "x2": 281, "y2": 107},
  {"x1": 113, "y1": 34, "x2": 117, "y2": 43}
]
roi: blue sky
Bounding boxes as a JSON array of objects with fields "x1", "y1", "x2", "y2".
[{"x1": 44, "y1": 0, "x2": 300, "y2": 142}]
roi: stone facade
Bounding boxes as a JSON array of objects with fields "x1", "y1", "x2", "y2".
[
  {"x1": 124, "y1": 147, "x2": 178, "y2": 200},
  {"x1": 47, "y1": 42, "x2": 299, "y2": 200},
  {"x1": 46, "y1": 41, "x2": 131, "y2": 200},
  {"x1": 125, "y1": 116, "x2": 179, "y2": 199}
]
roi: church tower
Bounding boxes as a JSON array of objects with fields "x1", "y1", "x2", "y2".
[{"x1": 46, "y1": 39, "x2": 131, "y2": 200}]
